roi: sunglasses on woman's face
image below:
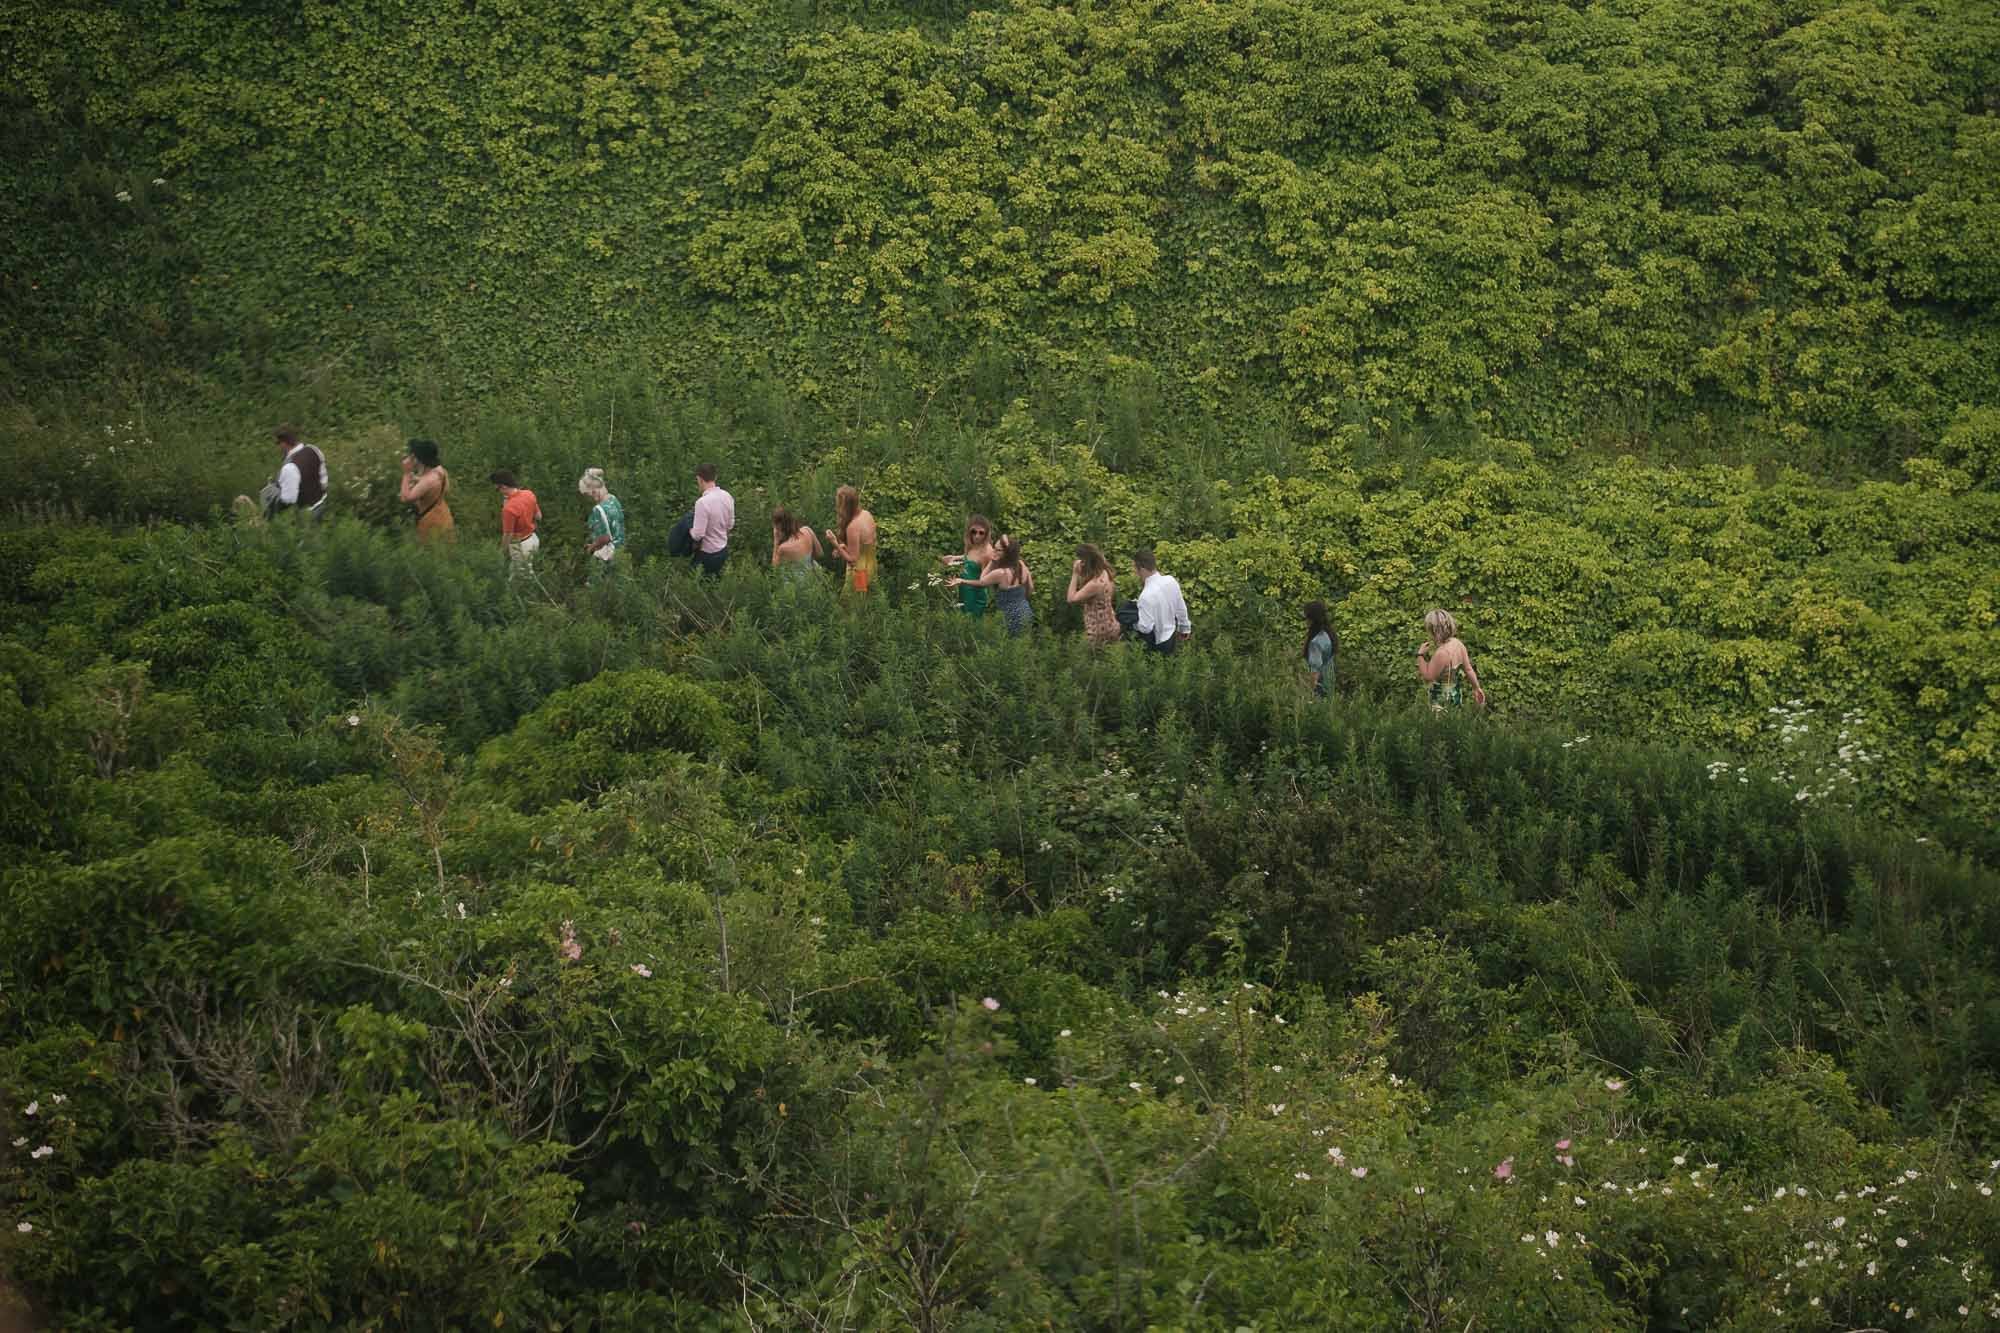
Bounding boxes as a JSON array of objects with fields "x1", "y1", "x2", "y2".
[{"x1": 970, "y1": 529, "x2": 987, "y2": 538}]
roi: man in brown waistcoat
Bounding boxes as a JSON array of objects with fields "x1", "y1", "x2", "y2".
[{"x1": 263, "y1": 427, "x2": 328, "y2": 520}]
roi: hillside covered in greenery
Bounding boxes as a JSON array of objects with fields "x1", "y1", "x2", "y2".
[{"x1": 2, "y1": 0, "x2": 1999, "y2": 1326}]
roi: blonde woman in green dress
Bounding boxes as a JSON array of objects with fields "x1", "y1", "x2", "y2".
[{"x1": 1416, "y1": 609, "x2": 1486, "y2": 709}]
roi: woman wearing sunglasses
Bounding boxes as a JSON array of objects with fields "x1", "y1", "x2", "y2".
[{"x1": 939, "y1": 514, "x2": 996, "y2": 619}]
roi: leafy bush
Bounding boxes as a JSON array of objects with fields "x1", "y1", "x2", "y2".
[{"x1": 474, "y1": 668, "x2": 739, "y2": 811}]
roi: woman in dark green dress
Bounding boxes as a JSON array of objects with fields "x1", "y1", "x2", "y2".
[{"x1": 939, "y1": 515, "x2": 995, "y2": 618}]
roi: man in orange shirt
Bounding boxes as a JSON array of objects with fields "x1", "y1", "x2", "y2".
[{"x1": 492, "y1": 470, "x2": 541, "y2": 569}]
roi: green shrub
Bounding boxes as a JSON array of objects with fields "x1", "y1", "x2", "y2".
[{"x1": 474, "y1": 668, "x2": 739, "y2": 811}]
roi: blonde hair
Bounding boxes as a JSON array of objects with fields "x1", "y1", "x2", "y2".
[
  {"x1": 1423, "y1": 609, "x2": 1458, "y2": 646},
  {"x1": 577, "y1": 467, "x2": 608, "y2": 498},
  {"x1": 834, "y1": 485, "x2": 860, "y2": 543}
]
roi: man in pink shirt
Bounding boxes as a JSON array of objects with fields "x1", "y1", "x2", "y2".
[{"x1": 689, "y1": 463, "x2": 735, "y2": 577}]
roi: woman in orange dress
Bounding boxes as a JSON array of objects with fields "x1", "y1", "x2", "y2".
[
  {"x1": 399, "y1": 438, "x2": 455, "y2": 543},
  {"x1": 825, "y1": 484, "x2": 877, "y2": 595}
]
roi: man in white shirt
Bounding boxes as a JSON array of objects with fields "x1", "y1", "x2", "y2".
[
  {"x1": 264, "y1": 427, "x2": 328, "y2": 520},
  {"x1": 1131, "y1": 548, "x2": 1191, "y2": 653},
  {"x1": 689, "y1": 463, "x2": 735, "y2": 577}
]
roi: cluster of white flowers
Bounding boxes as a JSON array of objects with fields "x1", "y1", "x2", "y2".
[
  {"x1": 80, "y1": 418, "x2": 153, "y2": 469},
  {"x1": 1706, "y1": 704, "x2": 1883, "y2": 805},
  {"x1": 13, "y1": 1092, "x2": 74, "y2": 1238},
  {"x1": 1768, "y1": 703, "x2": 1880, "y2": 803}
]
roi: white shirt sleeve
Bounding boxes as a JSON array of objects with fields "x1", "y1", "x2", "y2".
[
  {"x1": 1134, "y1": 579, "x2": 1157, "y2": 638},
  {"x1": 1173, "y1": 582, "x2": 1192, "y2": 636},
  {"x1": 277, "y1": 459, "x2": 301, "y2": 505}
]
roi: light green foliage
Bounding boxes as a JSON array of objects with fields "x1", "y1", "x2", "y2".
[{"x1": 5, "y1": 0, "x2": 1998, "y2": 441}]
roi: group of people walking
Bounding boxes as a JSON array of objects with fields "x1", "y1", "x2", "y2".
[
  {"x1": 258, "y1": 429, "x2": 632, "y2": 577},
  {"x1": 928, "y1": 516, "x2": 1192, "y2": 654},
  {"x1": 261, "y1": 429, "x2": 1486, "y2": 706}
]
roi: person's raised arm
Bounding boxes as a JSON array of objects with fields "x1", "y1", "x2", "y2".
[
  {"x1": 1065, "y1": 562, "x2": 1087, "y2": 603},
  {"x1": 400, "y1": 468, "x2": 437, "y2": 508},
  {"x1": 807, "y1": 527, "x2": 824, "y2": 558},
  {"x1": 1416, "y1": 640, "x2": 1443, "y2": 683},
  {"x1": 948, "y1": 565, "x2": 1013, "y2": 589},
  {"x1": 770, "y1": 522, "x2": 784, "y2": 567}
]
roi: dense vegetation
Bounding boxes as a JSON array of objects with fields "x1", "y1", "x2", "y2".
[{"x1": 2, "y1": 0, "x2": 1998, "y2": 1325}]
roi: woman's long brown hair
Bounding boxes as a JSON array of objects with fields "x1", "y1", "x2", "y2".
[
  {"x1": 1074, "y1": 543, "x2": 1110, "y2": 584},
  {"x1": 990, "y1": 534, "x2": 1024, "y2": 581},
  {"x1": 835, "y1": 485, "x2": 860, "y2": 544}
]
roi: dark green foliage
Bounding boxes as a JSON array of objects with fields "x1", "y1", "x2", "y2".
[
  {"x1": 475, "y1": 668, "x2": 738, "y2": 811},
  {"x1": 3, "y1": 519, "x2": 1999, "y2": 1327}
]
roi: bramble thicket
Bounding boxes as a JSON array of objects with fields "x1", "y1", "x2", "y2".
[{"x1": 2, "y1": 0, "x2": 1999, "y2": 1327}]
